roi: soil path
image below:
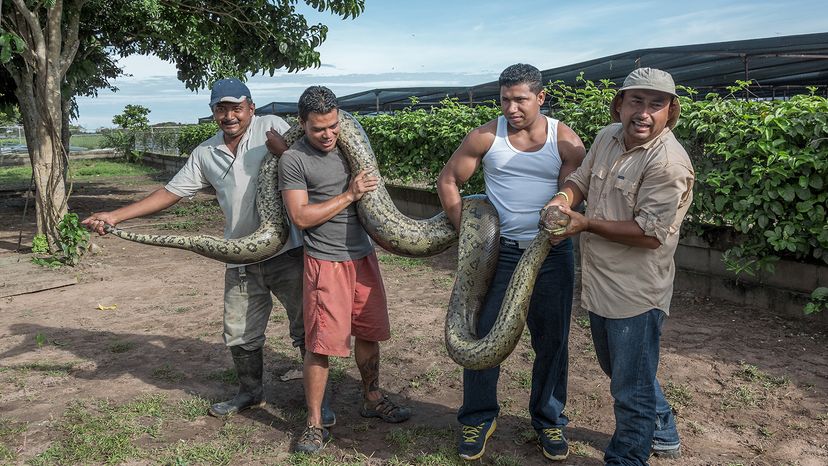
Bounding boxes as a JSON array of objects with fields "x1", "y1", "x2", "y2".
[{"x1": 0, "y1": 176, "x2": 826, "y2": 465}]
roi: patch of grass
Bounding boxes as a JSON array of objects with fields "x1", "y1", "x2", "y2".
[
  {"x1": 30, "y1": 395, "x2": 167, "y2": 465},
  {"x1": 176, "y1": 395, "x2": 211, "y2": 421},
  {"x1": 431, "y1": 274, "x2": 454, "y2": 288},
  {"x1": 686, "y1": 420, "x2": 706, "y2": 435},
  {"x1": 160, "y1": 220, "x2": 203, "y2": 231},
  {"x1": 157, "y1": 440, "x2": 234, "y2": 466},
  {"x1": 410, "y1": 447, "x2": 464, "y2": 465},
  {"x1": 721, "y1": 384, "x2": 764, "y2": 410},
  {"x1": 287, "y1": 453, "x2": 347, "y2": 465},
  {"x1": 7, "y1": 361, "x2": 76, "y2": 377},
  {"x1": 734, "y1": 362, "x2": 789, "y2": 388},
  {"x1": 152, "y1": 363, "x2": 184, "y2": 382},
  {"x1": 171, "y1": 199, "x2": 222, "y2": 218},
  {"x1": 328, "y1": 356, "x2": 348, "y2": 383},
  {"x1": 385, "y1": 425, "x2": 454, "y2": 456},
  {"x1": 173, "y1": 306, "x2": 190, "y2": 314},
  {"x1": 35, "y1": 332, "x2": 47, "y2": 348},
  {"x1": 569, "y1": 440, "x2": 593, "y2": 457},
  {"x1": 511, "y1": 369, "x2": 532, "y2": 390},
  {"x1": 378, "y1": 254, "x2": 426, "y2": 269},
  {"x1": 663, "y1": 380, "x2": 693, "y2": 411},
  {"x1": 270, "y1": 311, "x2": 286, "y2": 323},
  {"x1": 0, "y1": 160, "x2": 159, "y2": 184},
  {"x1": 0, "y1": 165, "x2": 33, "y2": 185},
  {"x1": 154, "y1": 416, "x2": 255, "y2": 465},
  {"x1": 574, "y1": 315, "x2": 591, "y2": 329},
  {"x1": 491, "y1": 452, "x2": 525, "y2": 465},
  {"x1": 515, "y1": 428, "x2": 536, "y2": 444},
  {"x1": 208, "y1": 368, "x2": 239, "y2": 385},
  {"x1": 0, "y1": 417, "x2": 26, "y2": 462},
  {"x1": 109, "y1": 340, "x2": 135, "y2": 353},
  {"x1": 70, "y1": 133, "x2": 105, "y2": 149},
  {"x1": 72, "y1": 160, "x2": 158, "y2": 178}
]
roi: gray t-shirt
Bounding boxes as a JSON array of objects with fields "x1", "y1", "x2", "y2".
[
  {"x1": 165, "y1": 114, "x2": 302, "y2": 268},
  {"x1": 278, "y1": 136, "x2": 373, "y2": 261}
]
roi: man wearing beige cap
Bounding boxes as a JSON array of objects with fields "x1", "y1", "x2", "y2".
[{"x1": 543, "y1": 67, "x2": 694, "y2": 464}]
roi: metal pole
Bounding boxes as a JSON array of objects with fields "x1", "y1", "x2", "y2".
[{"x1": 743, "y1": 55, "x2": 750, "y2": 101}]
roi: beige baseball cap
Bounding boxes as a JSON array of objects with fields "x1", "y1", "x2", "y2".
[
  {"x1": 611, "y1": 67, "x2": 680, "y2": 128},
  {"x1": 619, "y1": 67, "x2": 677, "y2": 96}
]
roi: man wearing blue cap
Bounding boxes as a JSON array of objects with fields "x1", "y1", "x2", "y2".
[
  {"x1": 545, "y1": 67, "x2": 693, "y2": 465},
  {"x1": 83, "y1": 78, "x2": 335, "y2": 425}
]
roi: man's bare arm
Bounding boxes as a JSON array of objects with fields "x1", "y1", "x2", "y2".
[
  {"x1": 282, "y1": 169, "x2": 377, "y2": 230},
  {"x1": 82, "y1": 188, "x2": 182, "y2": 235},
  {"x1": 437, "y1": 122, "x2": 496, "y2": 230}
]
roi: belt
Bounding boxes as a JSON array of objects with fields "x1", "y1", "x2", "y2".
[{"x1": 500, "y1": 237, "x2": 533, "y2": 250}]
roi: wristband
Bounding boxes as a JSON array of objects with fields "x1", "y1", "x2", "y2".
[{"x1": 555, "y1": 191, "x2": 570, "y2": 204}]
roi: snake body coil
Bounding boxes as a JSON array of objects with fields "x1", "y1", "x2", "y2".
[{"x1": 105, "y1": 111, "x2": 555, "y2": 369}]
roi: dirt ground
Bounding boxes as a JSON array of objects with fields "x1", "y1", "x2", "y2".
[{"x1": 0, "y1": 173, "x2": 827, "y2": 465}]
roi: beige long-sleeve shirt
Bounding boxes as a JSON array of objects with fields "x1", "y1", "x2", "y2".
[{"x1": 567, "y1": 123, "x2": 694, "y2": 318}]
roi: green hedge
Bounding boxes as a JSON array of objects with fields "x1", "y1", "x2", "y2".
[
  {"x1": 354, "y1": 79, "x2": 828, "y2": 274},
  {"x1": 356, "y1": 98, "x2": 500, "y2": 193},
  {"x1": 177, "y1": 122, "x2": 218, "y2": 155}
]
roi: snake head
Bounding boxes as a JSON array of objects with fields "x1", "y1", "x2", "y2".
[{"x1": 539, "y1": 205, "x2": 570, "y2": 235}]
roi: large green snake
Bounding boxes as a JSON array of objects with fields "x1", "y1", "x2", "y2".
[{"x1": 104, "y1": 111, "x2": 562, "y2": 370}]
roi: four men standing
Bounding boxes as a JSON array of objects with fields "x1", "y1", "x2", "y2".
[{"x1": 86, "y1": 66, "x2": 692, "y2": 464}]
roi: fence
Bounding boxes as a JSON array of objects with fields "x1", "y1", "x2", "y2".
[{"x1": 133, "y1": 126, "x2": 185, "y2": 156}]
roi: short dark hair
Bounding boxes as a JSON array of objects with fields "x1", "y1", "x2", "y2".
[
  {"x1": 298, "y1": 86, "x2": 339, "y2": 121},
  {"x1": 499, "y1": 64, "x2": 543, "y2": 94}
]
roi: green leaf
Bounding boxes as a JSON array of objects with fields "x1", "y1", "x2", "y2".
[{"x1": 779, "y1": 187, "x2": 796, "y2": 202}]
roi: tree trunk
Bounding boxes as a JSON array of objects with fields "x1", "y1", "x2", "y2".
[
  {"x1": 3, "y1": 0, "x2": 82, "y2": 251},
  {"x1": 15, "y1": 76, "x2": 68, "y2": 250}
]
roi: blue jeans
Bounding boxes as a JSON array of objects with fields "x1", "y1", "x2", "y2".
[
  {"x1": 589, "y1": 309, "x2": 680, "y2": 466},
  {"x1": 458, "y1": 238, "x2": 574, "y2": 430}
]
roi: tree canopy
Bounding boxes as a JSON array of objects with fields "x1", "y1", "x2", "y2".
[{"x1": 0, "y1": 0, "x2": 365, "y2": 249}]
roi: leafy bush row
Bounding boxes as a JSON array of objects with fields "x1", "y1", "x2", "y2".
[
  {"x1": 356, "y1": 98, "x2": 500, "y2": 193},
  {"x1": 354, "y1": 78, "x2": 828, "y2": 275},
  {"x1": 176, "y1": 122, "x2": 218, "y2": 155}
]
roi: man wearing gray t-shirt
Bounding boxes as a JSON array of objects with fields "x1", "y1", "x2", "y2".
[
  {"x1": 83, "y1": 78, "x2": 333, "y2": 424},
  {"x1": 279, "y1": 86, "x2": 411, "y2": 455}
]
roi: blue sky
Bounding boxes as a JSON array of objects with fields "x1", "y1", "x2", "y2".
[{"x1": 74, "y1": 0, "x2": 828, "y2": 129}]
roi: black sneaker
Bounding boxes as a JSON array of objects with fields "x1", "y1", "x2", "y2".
[
  {"x1": 538, "y1": 427, "x2": 569, "y2": 461},
  {"x1": 294, "y1": 424, "x2": 330, "y2": 454},
  {"x1": 458, "y1": 418, "x2": 497, "y2": 461}
]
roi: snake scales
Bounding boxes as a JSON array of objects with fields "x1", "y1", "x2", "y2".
[{"x1": 104, "y1": 111, "x2": 562, "y2": 370}]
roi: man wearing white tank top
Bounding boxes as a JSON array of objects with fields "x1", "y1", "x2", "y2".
[{"x1": 438, "y1": 63, "x2": 586, "y2": 462}]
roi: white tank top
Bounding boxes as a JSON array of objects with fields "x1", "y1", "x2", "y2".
[{"x1": 482, "y1": 115, "x2": 562, "y2": 242}]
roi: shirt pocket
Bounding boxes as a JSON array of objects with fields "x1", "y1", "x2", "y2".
[
  {"x1": 588, "y1": 165, "x2": 608, "y2": 202},
  {"x1": 614, "y1": 178, "x2": 638, "y2": 209}
]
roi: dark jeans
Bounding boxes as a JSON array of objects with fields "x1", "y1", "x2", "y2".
[
  {"x1": 458, "y1": 238, "x2": 574, "y2": 430},
  {"x1": 589, "y1": 309, "x2": 680, "y2": 466}
]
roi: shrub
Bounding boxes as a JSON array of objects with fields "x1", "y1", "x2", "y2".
[{"x1": 177, "y1": 122, "x2": 218, "y2": 155}]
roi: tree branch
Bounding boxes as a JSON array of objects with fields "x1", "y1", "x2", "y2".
[
  {"x1": 9, "y1": 0, "x2": 46, "y2": 70},
  {"x1": 59, "y1": 0, "x2": 89, "y2": 77}
]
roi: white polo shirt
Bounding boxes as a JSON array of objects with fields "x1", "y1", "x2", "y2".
[{"x1": 165, "y1": 114, "x2": 301, "y2": 267}]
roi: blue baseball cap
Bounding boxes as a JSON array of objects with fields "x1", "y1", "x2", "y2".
[{"x1": 209, "y1": 78, "x2": 252, "y2": 108}]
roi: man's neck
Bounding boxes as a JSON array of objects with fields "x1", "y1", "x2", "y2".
[{"x1": 223, "y1": 132, "x2": 244, "y2": 156}]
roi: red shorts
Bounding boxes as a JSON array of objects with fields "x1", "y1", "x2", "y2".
[{"x1": 303, "y1": 251, "x2": 390, "y2": 356}]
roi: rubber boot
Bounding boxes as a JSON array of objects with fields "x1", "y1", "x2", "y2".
[
  {"x1": 301, "y1": 347, "x2": 336, "y2": 427},
  {"x1": 321, "y1": 382, "x2": 336, "y2": 427},
  {"x1": 209, "y1": 346, "x2": 265, "y2": 417}
]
